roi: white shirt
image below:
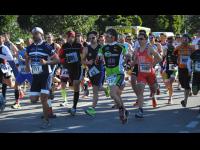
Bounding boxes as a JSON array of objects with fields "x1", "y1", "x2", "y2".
[
  {"x1": 0, "y1": 44, "x2": 14, "y2": 61},
  {"x1": 192, "y1": 37, "x2": 200, "y2": 50}
]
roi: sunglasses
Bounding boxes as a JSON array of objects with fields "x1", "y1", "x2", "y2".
[
  {"x1": 138, "y1": 38, "x2": 145, "y2": 41},
  {"x1": 126, "y1": 38, "x2": 132, "y2": 41},
  {"x1": 46, "y1": 37, "x2": 51, "y2": 39},
  {"x1": 88, "y1": 37, "x2": 96, "y2": 40}
]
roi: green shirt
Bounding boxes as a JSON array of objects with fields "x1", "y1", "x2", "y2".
[{"x1": 98, "y1": 42, "x2": 127, "y2": 76}]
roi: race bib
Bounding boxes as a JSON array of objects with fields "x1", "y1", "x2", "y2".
[
  {"x1": 140, "y1": 63, "x2": 151, "y2": 73},
  {"x1": 66, "y1": 52, "x2": 78, "y2": 63},
  {"x1": 18, "y1": 65, "x2": 26, "y2": 73},
  {"x1": 0, "y1": 64, "x2": 9, "y2": 74},
  {"x1": 168, "y1": 64, "x2": 175, "y2": 71},
  {"x1": 88, "y1": 66, "x2": 100, "y2": 77},
  {"x1": 194, "y1": 61, "x2": 200, "y2": 72},
  {"x1": 31, "y1": 64, "x2": 43, "y2": 74},
  {"x1": 0, "y1": 64, "x2": 12, "y2": 76},
  {"x1": 106, "y1": 75, "x2": 117, "y2": 86},
  {"x1": 180, "y1": 56, "x2": 189, "y2": 65},
  {"x1": 61, "y1": 68, "x2": 69, "y2": 77}
]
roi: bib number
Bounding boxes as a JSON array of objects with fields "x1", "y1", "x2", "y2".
[
  {"x1": 168, "y1": 64, "x2": 175, "y2": 71},
  {"x1": 89, "y1": 66, "x2": 100, "y2": 77},
  {"x1": 18, "y1": 65, "x2": 26, "y2": 73},
  {"x1": 140, "y1": 63, "x2": 151, "y2": 73},
  {"x1": 106, "y1": 75, "x2": 117, "y2": 86},
  {"x1": 0, "y1": 64, "x2": 12, "y2": 76},
  {"x1": 66, "y1": 52, "x2": 78, "y2": 63},
  {"x1": 194, "y1": 61, "x2": 200, "y2": 72},
  {"x1": 61, "y1": 68, "x2": 69, "y2": 77},
  {"x1": 31, "y1": 65, "x2": 43, "y2": 74},
  {"x1": 180, "y1": 56, "x2": 189, "y2": 65}
]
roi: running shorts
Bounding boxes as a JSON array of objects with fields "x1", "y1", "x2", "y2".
[
  {"x1": 192, "y1": 72, "x2": 200, "y2": 95},
  {"x1": 137, "y1": 72, "x2": 156, "y2": 86},
  {"x1": 16, "y1": 73, "x2": 32, "y2": 85},
  {"x1": 30, "y1": 73, "x2": 51, "y2": 96},
  {"x1": 178, "y1": 68, "x2": 191, "y2": 89},
  {"x1": 88, "y1": 70, "x2": 105, "y2": 86}
]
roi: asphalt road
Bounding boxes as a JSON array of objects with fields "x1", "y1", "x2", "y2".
[{"x1": 0, "y1": 77, "x2": 200, "y2": 133}]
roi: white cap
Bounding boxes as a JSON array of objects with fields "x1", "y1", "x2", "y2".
[
  {"x1": 32, "y1": 27, "x2": 44, "y2": 35},
  {"x1": 15, "y1": 38, "x2": 24, "y2": 45}
]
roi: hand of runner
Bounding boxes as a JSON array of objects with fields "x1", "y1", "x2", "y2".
[
  {"x1": 40, "y1": 59, "x2": 47, "y2": 65},
  {"x1": 86, "y1": 60, "x2": 93, "y2": 65}
]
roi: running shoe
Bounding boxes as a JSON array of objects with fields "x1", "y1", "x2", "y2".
[
  {"x1": 11, "y1": 103, "x2": 21, "y2": 109},
  {"x1": 167, "y1": 99, "x2": 173, "y2": 104},
  {"x1": 40, "y1": 120, "x2": 51, "y2": 129},
  {"x1": 181, "y1": 100, "x2": 186, "y2": 107},
  {"x1": 60, "y1": 101, "x2": 69, "y2": 107},
  {"x1": 119, "y1": 108, "x2": 128, "y2": 124},
  {"x1": 68, "y1": 108, "x2": 76, "y2": 116},
  {"x1": 135, "y1": 108, "x2": 144, "y2": 118},
  {"x1": 85, "y1": 107, "x2": 96, "y2": 117}
]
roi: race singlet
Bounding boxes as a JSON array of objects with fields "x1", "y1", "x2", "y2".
[
  {"x1": 168, "y1": 63, "x2": 176, "y2": 71},
  {"x1": 139, "y1": 63, "x2": 151, "y2": 73},
  {"x1": 194, "y1": 61, "x2": 200, "y2": 72},
  {"x1": 88, "y1": 66, "x2": 100, "y2": 77},
  {"x1": 18, "y1": 65, "x2": 26, "y2": 73},
  {"x1": 106, "y1": 74, "x2": 117, "y2": 86},
  {"x1": 31, "y1": 63, "x2": 43, "y2": 74},
  {"x1": 61, "y1": 68, "x2": 69, "y2": 78},
  {"x1": 180, "y1": 56, "x2": 189, "y2": 65},
  {"x1": 0, "y1": 63, "x2": 12, "y2": 76},
  {"x1": 66, "y1": 52, "x2": 78, "y2": 63}
]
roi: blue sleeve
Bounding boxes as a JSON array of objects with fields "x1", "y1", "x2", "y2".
[
  {"x1": 26, "y1": 46, "x2": 30, "y2": 56},
  {"x1": 45, "y1": 44, "x2": 56, "y2": 57}
]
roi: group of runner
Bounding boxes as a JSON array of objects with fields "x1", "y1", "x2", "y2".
[{"x1": 0, "y1": 27, "x2": 200, "y2": 128}]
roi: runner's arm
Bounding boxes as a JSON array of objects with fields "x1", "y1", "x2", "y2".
[
  {"x1": 0, "y1": 46, "x2": 14, "y2": 61},
  {"x1": 10, "y1": 42, "x2": 18, "y2": 57},
  {"x1": 25, "y1": 52, "x2": 30, "y2": 73},
  {"x1": 81, "y1": 47, "x2": 88, "y2": 65},
  {"x1": 149, "y1": 46, "x2": 162, "y2": 66}
]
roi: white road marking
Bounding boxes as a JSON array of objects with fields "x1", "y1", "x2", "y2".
[
  {"x1": 68, "y1": 126, "x2": 83, "y2": 129},
  {"x1": 186, "y1": 121, "x2": 199, "y2": 128}
]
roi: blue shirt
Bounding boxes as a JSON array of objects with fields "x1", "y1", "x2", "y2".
[{"x1": 26, "y1": 41, "x2": 56, "y2": 74}]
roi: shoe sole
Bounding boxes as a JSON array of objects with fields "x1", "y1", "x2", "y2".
[{"x1": 85, "y1": 110, "x2": 95, "y2": 117}]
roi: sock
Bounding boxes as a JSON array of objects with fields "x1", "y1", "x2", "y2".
[
  {"x1": 15, "y1": 89, "x2": 19, "y2": 104},
  {"x1": 2, "y1": 84, "x2": 7, "y2": 99},
  {"x1": 61, "y1": 89, "x2": 67, "y2": 102},
  {"x1": 73, "y1": 91, "x2": 79, "y2": 109}
]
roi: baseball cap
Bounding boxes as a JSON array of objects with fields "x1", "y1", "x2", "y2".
[
  {"x1": 31, "y1": 27, "x2": 44, "y2": 35},
  {"x1": 15, "y1": 38, "x2": 24, "y2": 45}
]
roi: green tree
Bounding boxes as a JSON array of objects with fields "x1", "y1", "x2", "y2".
[
  {"x1": 17, "y1": 15, "x2": 98, "y2": 36},
  {"x1": 185, "y1": 15, "x2": 200, "y2": 35},
  {"x1": 95, "y1": 15, "x2": 142, "y2": 34}
]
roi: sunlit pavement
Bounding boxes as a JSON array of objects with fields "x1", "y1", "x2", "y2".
[{"x1": 0, "y1": 77, "x2": 200, "y2": 133}]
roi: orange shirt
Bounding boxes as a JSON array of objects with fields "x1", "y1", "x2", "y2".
[{"x1": 174, "y1": 44, "x2": 195, "y2": 69}]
